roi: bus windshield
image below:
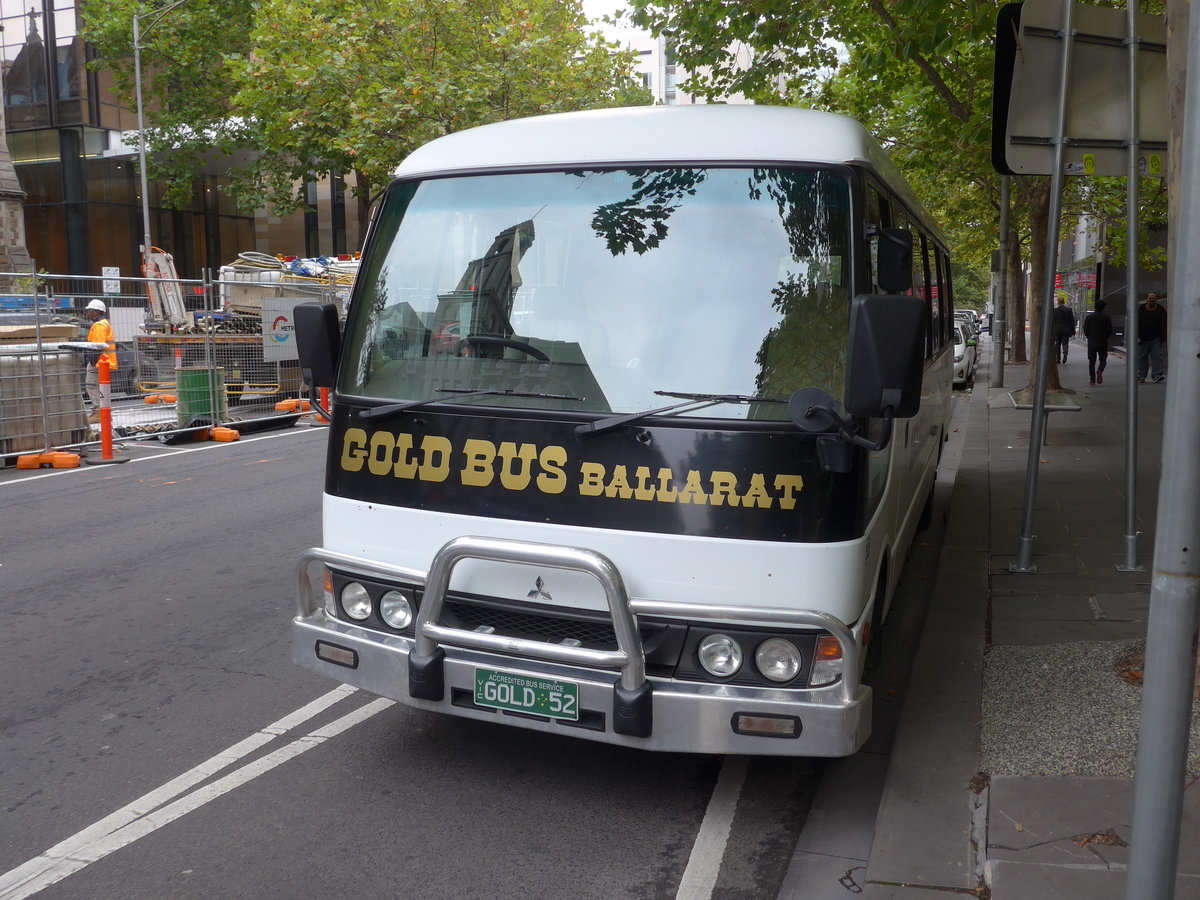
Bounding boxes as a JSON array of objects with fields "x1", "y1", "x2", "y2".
[{"x1": 340, "y1": 166, "x2": 852, "y2": 421}]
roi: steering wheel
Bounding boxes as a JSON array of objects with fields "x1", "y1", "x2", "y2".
[{"x1": 457, "y1": 335, "x2": 550, "y2": 362}]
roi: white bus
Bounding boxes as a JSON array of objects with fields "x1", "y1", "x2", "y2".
[{"x1": 292, "y1": 105, "x2": 954, "y2": 756}]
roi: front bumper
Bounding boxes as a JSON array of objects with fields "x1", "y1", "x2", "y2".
[{"x1": 293, "y1": 539, "x2": 872, "y2": 757}]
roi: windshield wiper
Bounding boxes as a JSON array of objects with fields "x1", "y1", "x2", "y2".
[
  {"x1": 575, "y1": 391, "x2": 785, "y2": 439},
  {"x1": 359, "y1": 388, "x2": 585, "y2": 422}
]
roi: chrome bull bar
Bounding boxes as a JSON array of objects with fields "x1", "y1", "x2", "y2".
[{"x1": 296, "y1": 536, "x2": 863, "y2": 743}]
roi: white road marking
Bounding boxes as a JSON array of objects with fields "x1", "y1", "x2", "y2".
[
  {"x1": 0, "y1": 427, "x2": 325, "y2": 486},
  {"x1": 674, "y1": 755, "x2": 749, "y2": 899},
  {"x1": 0, "y1": 685, "x2": 391, "y2": 900}
]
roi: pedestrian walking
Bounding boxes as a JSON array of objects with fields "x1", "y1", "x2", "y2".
[
  {"x1": 1053, "y1": 296, "x2": 1076, "y2": 363},
  {"x1": 1136, "y1": 292, "x2": 1168, "y2": 383},
  {"x1": 1082, "y1": 299, "x2": 1113, "y2": 386},
  {"x1": 83, "y1": 298, "x2": 118, "y2": 424}
]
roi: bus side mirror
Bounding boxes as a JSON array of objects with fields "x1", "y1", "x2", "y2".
[
  {"x1": 876, "y1": 228, "x2": 913, "y2": 294},
  {"x1": 788, "y1": 294, "x2": 925, "y2": 468},
  {"x1": 295, "y1": 303, "x2": 341, "y2": 389},
  {"x1": 845, "y1": 294, "x2": 925, "y2": 419}
]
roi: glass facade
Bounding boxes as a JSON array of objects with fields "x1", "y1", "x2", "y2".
[{"x1": 0, "y1": 0, "x2": 255, "y2": 278}]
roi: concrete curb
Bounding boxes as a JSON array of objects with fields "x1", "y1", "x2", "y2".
[{"x1": 861, "y1": 355, "x2": 992, "y2": 896}]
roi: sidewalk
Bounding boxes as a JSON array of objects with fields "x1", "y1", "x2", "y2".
[{"x1": 781, "y1": 339, "x2": 1200, "y2": 897}]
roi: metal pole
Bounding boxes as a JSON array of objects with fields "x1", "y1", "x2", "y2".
[
  {"x1": 1012, "y1": 0, "x2": 1075, "y2": 573},
  {"x1": 1124, "y1": 3, "x2": 1200, "y2": 892},
  {"x1": 33, "y1": 263, "x2": 52, "y2": 452},
  {"x1": 133, "y1": 14, "x2": 151, "y2": 272},
  {"x1": 991, "y1": 175, "x2": 1011, "y2": 389},
  {"x1": 1119, "y1": 2, "x2": 1144, "y2": 572}
]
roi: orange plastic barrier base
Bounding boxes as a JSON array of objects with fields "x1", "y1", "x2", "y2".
[
  {"x1": 17, "y1": 451, "x2": 81, "y2": 469},
  {"x1": 274, "y1": 398, "x2": 312, "y2": 413},
  {"x1": 212, "y1": 427, "x2": 240, "y2": 442},
  {"x1": 145, "y1": 393, "x2": 178, "y2": 404}
]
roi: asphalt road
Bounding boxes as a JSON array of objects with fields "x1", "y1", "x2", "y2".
[{"x1": 0, "y1": 425, "x2": 828, "y2": 900}]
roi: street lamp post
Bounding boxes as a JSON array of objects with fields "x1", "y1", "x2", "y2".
[
  {"x1": 133, "y1": 13, "x2": 150, "y2": 274},
  {"x1": 132, "y1": 0, "x2": 189, "y2": 274}
]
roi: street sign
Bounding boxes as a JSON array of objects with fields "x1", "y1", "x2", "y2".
[
  {"x1": 261, "y1": 296, "x2": 302, "y2": 362},
  {"x1": 993, "y1": 0, "x2": 1167, "y2": 177}
]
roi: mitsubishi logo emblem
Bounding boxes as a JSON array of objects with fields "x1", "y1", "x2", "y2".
[{"x1": 527, "y1": 576, "x2": 552, "y2": 601}]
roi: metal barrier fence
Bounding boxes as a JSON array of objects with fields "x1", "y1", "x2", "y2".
[{"x1": 0, "y1": 267, "x2": 345, "y2": 463}]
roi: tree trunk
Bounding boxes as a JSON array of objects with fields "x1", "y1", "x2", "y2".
[
  {"x1": 1008, "y1": 227, "x2": 1027, "y2": 363},
  {"x1": 1023, "y1": 177, "x2": 1063, "y2": 392},
  {"x1": 353, "y1": 168, "x2": 373, "y2": 252}
]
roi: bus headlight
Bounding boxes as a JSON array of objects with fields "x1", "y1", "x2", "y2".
[
  {"x1": 755, "y1": 638, "x2": 802, "y2": 682},
  {"x1": 341, "y1": 582, "x2": 372, "y2": 621},
  {"x1": 698, "y1": 633, "x2": 743, "y2": 677},
  {"x1": 380, "y1": 590, "x2": 413, "y2": 629}
]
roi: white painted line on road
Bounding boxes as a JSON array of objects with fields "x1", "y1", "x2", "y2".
[
  {"x1": 0, "y1": 427, "x2": 326, "y2": 487},
  {"x1": 674, "y1": 755, "x2": 748, "y2": 899},
  {"x1": 0, "y1": 685, "x2": 387, "y2": 900}
]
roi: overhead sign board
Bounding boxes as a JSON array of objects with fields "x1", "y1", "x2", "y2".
[{"x1": 993, "y1": 0, "x2": 1167, "y2": 177}]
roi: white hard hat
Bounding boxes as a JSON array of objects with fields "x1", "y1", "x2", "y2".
[{"x1": 86, "y1": 299, "x2": 106, "y2": 313}]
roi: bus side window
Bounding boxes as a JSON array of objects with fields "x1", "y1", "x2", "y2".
[
  {"x1": 939, "y1": 249, "x2": 954, "y2": 346},
  {"x1": 917, "y1": 232, "x2": 941, "y2": 356},
  {"x1": 912, "y1": 229, "x2": 931, "y2": 358},
  {"x1": 866, "y1": 183, "x2": 890, "y2": 293}
]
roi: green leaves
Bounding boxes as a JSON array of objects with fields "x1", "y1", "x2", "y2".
[{"x1": 81, "y1": 0, "x2": 650, "y2": 230}]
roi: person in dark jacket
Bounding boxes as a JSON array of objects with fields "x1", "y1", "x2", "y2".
[
  {"x1": 1052, "y1": 296, "x2": 1076, "y2": 363},
  {"x1": 1136, "y1": 292, "x2": 1168, "y2": 383},
  {"x1": 1082, "y1": 300, "x2": 1113, "y2": 386}
]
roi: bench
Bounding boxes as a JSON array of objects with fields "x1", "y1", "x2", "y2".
[{"x1": 1007, "y1": 391, "x2": 1081, "y2": 445}]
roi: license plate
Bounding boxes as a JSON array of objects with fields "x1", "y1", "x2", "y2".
[{"x1": 474, "y1": 667, "x2": 579, "y2": 721}]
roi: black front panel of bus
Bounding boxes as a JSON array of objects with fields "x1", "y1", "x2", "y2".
[{"x1": 325, "y1": 407, "x2": 866, "y2": 543}]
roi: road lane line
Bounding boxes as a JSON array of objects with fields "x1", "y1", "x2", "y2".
[
  {"x1": 674, "y1": 755, "x2": 748, "y2": 899},
  {"x1": 0, "y1": 684, "x2": 368, "y2": 900},
  {"x1": 0, "y1": 427, "x2": 325, "y2": 487}
]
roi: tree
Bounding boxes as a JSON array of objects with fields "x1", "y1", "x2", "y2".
[
  {"x1": 625, "y1": 0, "x2": 1168, "y2": 391},
  {"x1": 82, "y1": 0, "x2": 257, "y2": 211},
  {"x1": 82, "y1": 0, "x2": 650, "y2": 245},
  {"x1": 231, "y1": 0, "x2": 649, "y2": 239}
]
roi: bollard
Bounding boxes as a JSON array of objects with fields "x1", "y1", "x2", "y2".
[
  {"x1": 316, "y1": 386, "x2": 331, "y2": 425},
  {"x1": 85, "y1": 356, "x2": 129, "y2": 466}
]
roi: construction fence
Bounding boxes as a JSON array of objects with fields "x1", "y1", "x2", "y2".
[{"x1": 0, "y1": 265, "x2": 349, "y2": 463}]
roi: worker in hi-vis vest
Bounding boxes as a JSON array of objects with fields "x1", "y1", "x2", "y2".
[{"x1": 84, "y1": 298, "x2": 118, "y2": 423}]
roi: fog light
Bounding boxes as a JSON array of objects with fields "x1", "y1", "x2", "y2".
[
  {"x1": 380, "y1": 590, "x2": 413, "y2": 629},
  {"x1": 755, "y1": 638, "x2": 802, "y2": 683},
  {"x1": 698, "y1": 633, "x2": 743, "y2": 677},
  {"x1": 316, "y1": 641, "x2": 358, "y2": 668},
  {"x1": 341, "y1": 582, "x2": 372, "y2": 621},
  {"x1": 732, "y1": 713, "x2": 801, "y2": 738},
  {"x1": 810, "y1": 635, "x2": 843, "y2": 687}
]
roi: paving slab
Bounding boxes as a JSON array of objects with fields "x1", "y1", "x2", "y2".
[
  {"x1": 987, "y1": 776, "x2": 1200, "y2": 875},
  {"x1": 989, "y1": 592, "x2": 1150, "y2": 645}
]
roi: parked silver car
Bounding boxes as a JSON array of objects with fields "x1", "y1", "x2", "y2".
[
  {"x1": 953, "y1": 308, "x2": 981, "y2": 338},
  {"x1": 953, "y1": 322, "x2": 978, "y2": 387}
]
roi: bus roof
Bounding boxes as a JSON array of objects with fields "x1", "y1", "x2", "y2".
[{"x1": 395, "y1": 105, "x2": 939, "y2": 239}]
